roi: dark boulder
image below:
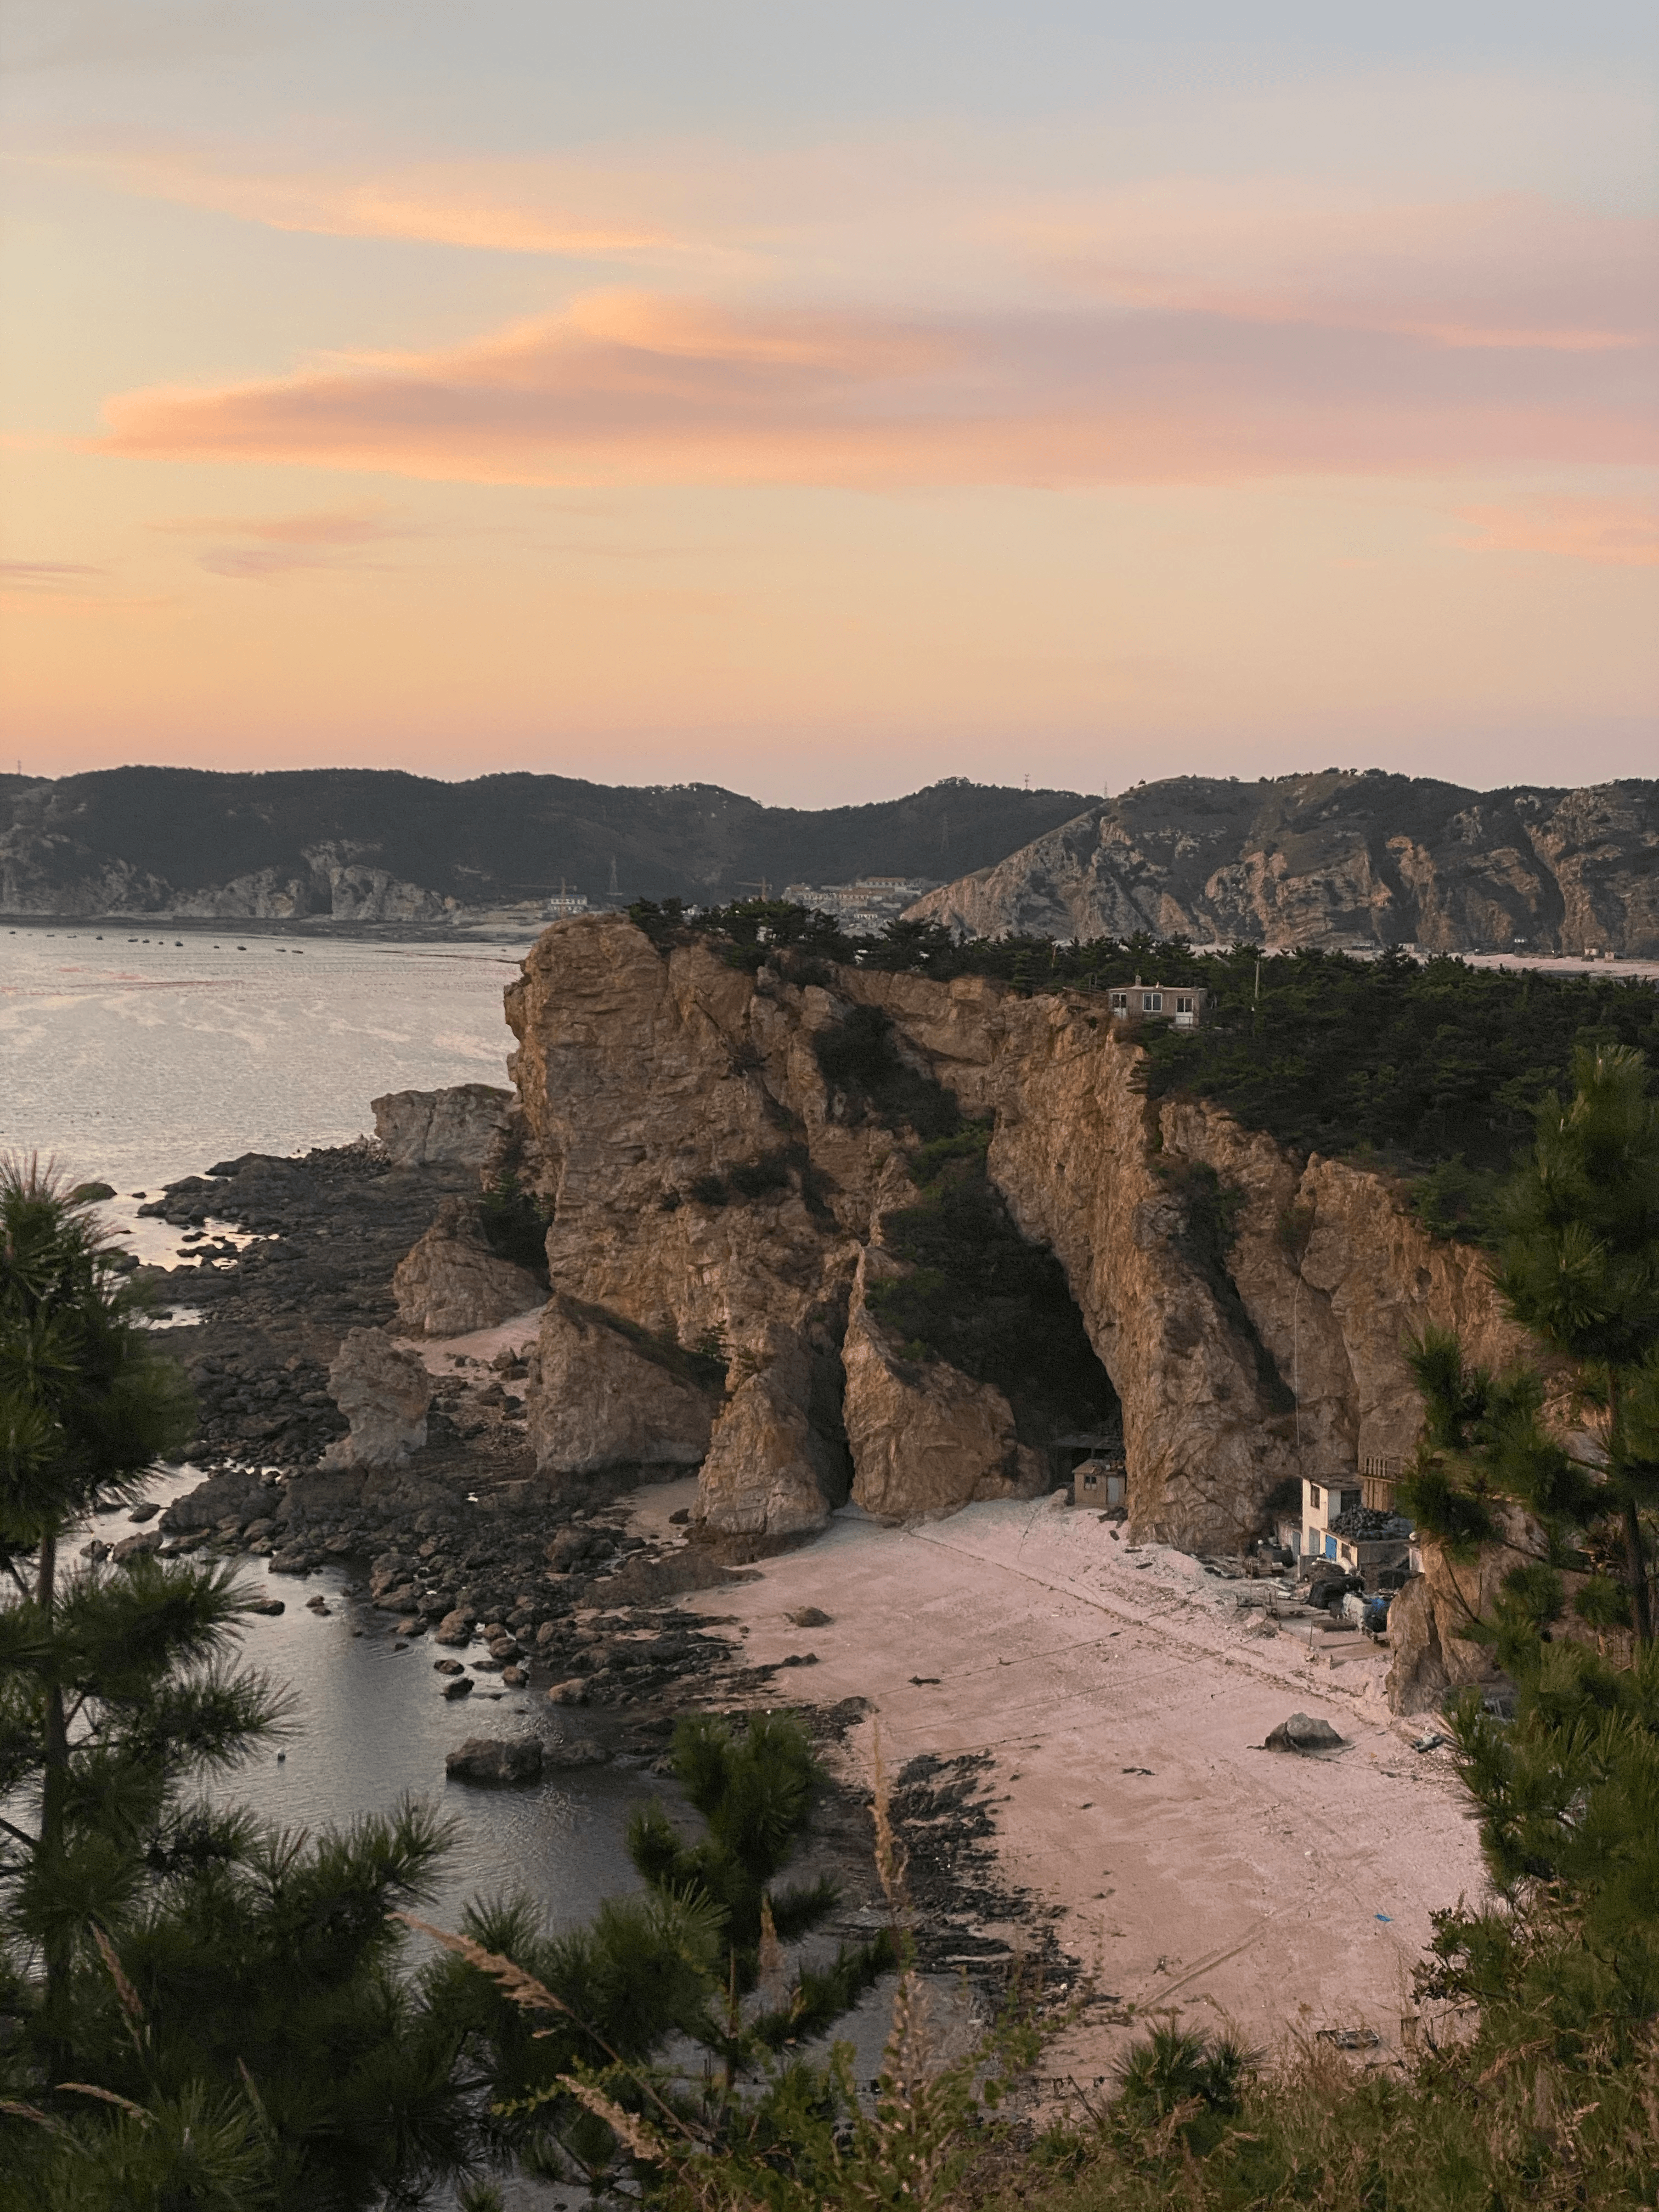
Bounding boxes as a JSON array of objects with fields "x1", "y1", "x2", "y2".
[
  {"x1": 1263, "y1": 1712, "x2": 1346, "y2": 1755},
  {"x1": 444, "y1": 1735, "x2": 544, "y2": 1785}
]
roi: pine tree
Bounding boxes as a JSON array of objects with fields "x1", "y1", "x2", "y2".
[
  {"x1": 0, "y1": 1160, "x2": 241, "y2": 2033},
  {"x1": 426, "y1": 1710, "x2": 894, "y2": 2194},
  {"x1": 0, "y1": 1163, "x2": 479, "y2": 2210},
  {"x1": 1396, "y1": 1048, "x2": 1659, "y2": 2079},
  {"x1": 627, "y1": 1711, "x2": 893, "y2": 2070},
  {"x1": 1488, "y1": 1042, "x2": 1659, "y2": 1641}
]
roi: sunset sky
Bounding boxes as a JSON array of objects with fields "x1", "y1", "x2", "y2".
[{"x1": 2, "y1": 1, "x2": 1655, "y2": 805}]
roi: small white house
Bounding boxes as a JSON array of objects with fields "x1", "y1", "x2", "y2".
[
  {"x1": 1302, "y1": 1475, "x2": 1363, "y2": 1564},
  {"x1": 1106, "y1": 978, "x2": 1207, "y2": 1030},
  {"x1": 1302, "y1": 1472, "x2": 1413, "y2": 1579}
]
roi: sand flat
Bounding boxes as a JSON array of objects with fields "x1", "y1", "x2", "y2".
[{"x1": 666, "y1": 1488, "x2": 1488, "y2": 2073}]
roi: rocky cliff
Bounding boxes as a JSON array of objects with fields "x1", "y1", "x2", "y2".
[
  {"x1": 906, "y1": 771, "x2": 1659, "y2": 957},
  {"x1": 499, "y1": 915, "x2": 1537, "y2": 1551}
]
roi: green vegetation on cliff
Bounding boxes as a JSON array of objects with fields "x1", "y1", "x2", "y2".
[
  {"x1": 868, "y1": 1125, "x2": 1120, "y2": 1442},
  {"x1": 635, "y1": 899, "x2": 1659, "y2": 1239}
]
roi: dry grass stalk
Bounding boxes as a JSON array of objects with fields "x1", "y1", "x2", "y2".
[
  {"x1": 393, "y1": 1912, "x2": 572, "y2": 2029},
  {"x1": 56, "y1": 2083, "x2": 150, "y2": 2118},
  {"x1": 867, "y1": 1723, "x2": 908, "y2": 1918},
  {"x1": 557, "y1": 2078, "x2": 668, "y2": 2164},
  {"x1": 755, "y1": 1897, "x2": 786, "y2": 2010},
  {"x1": 91, "y1": 1925, "x2": 144, "y2": 2027}
]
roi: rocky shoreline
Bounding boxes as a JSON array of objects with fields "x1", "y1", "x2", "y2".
[
  {"x1": 122, "y1": 1135, "x2": 1077, "y2": 2011},
  {"x1": 131, "y1": 1142, "x2": 776, "y2": 1718}
]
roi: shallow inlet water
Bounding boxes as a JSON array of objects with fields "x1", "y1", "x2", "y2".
[
  {"x1": 2, "y1": 922, "x2": 974, "y2": 2200},
  {"x1": 2, "y1": 923, "x2": 671, "y2": 1934},
  {"x1": 95, "y1": 1472, "x2": 677, "y2": 1940}
]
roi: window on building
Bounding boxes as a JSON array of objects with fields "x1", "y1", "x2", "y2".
[
  {"x1": 1110, "y1": 991, "x2": 1128, "y2": 1011},
  {"x1": 1176, "y1": 995, "x2": 1194, "y2": 1013},
  {"x1": 1144, "y1": 992, "x2": 1163, "y2": 1011},
  {"x1": 1308, "y1": 1483, "x2": 1321, "y2": 1510}
]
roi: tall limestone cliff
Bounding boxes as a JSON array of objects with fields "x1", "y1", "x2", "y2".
[
  {"x1": 500, "y1": 915, "x2": 1537, "y2": 1551},
  {"x1": 905, "y1": 771, "x2": 1659, "y2": 957}
]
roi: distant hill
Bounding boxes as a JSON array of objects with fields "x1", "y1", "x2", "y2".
[
  {"x1": 0, "y1": 768, "x2": 1090, "y2": 923},
  {"x1": 905, "y1": 770, "x2": 1659, "y2": 958}
]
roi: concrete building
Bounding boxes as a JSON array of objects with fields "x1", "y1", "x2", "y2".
[
  {"x1": 1302, "y1": 1473, "x2": 1412, "y2": 1582},
  {"x1": 1072, "y1": 1457, "x2": 1126, "y2": 1509},
  {"x1": 782, "y1": 876, "x2": 940, "y2": 930},
  {"x1": 1302, "y1": 1474, "x2": 1363, "y2": 1562},
  {"x1": 1105, "y1": 978, "x2": 1209, "y2": 1030}
]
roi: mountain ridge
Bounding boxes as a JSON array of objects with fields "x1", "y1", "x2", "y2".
[
  {"x1": 904, "y1": 769, "x2": 1659, "y2": 957},
  {"x1": 0, "y1": 766, "x2": 1088, "y2": 922}
]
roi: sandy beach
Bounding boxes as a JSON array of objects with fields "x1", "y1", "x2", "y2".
[{"x1": 638, "y1": 1485, "x2": 1489, "y2": 2079}]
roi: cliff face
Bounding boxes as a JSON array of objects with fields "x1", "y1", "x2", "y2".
[
  {"x1": 906, "y1": 771, "x2": 1659, "y2": 957},
  {"x1": 501, "y1": 915, "x2": 1534, "y2": 1550}
]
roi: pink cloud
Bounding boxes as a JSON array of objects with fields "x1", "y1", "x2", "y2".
[
  {"x1": 147, "y1": 503, "x2": 414, "y2": 580},
  {"x1": 0, "y1": 558, "x2": 106, "y2": 589},
  {"x1": 1455, "y1": 495, "x2": 1659, "y2": 566},
  {"x1": 66, "y1": 147, "x2": 708, "y2": 259},
  {"x1": 92, "y1": 285, "x2": 1656, "y2": 490},
  {"x1": 1023, "y1": 187, "x2": 1658, "y2": 355}
]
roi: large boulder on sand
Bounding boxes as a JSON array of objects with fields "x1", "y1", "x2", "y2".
[
  {"x1": 842, "y1": 1250, "x2": 1045, "y2": 1521},
  {"x1": 1264, "y1": 1712, "x2": 1346, "y2": 1754},
  {"x1": 526, "y1": 1295, "x2": 719, "y2": 1475},
  {"x1": 373, "y1": 1084, "x2": 515, "y2": 1168},
  {"x1": 393, "y1": 1196, "x2": 545, "y2": 1337},
  {"x1": 698, "y1": 1333, "x2": 847, "y2": 1538},
  {"x1": 321, "y1": 1328, "x2": 431, "y2": 1470}
]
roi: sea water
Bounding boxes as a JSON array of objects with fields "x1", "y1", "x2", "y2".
[
  {"x1": 1, "y1": 923, "x2": 673, "y2": 1942},
  {"x1": 0, "y1": 922, "x2": 529, "y2": 1193}
]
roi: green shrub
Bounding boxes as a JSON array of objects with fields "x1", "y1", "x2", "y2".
[
  {"x1": 727, "y1": 1152, "x2": 791, "y2": 1200},
  {"x1": 813, "y1": 1004, "x2": 960, "y2": 1141},
  {"x1": 478, "y1": 1171, "x2": 551, "y2": 1275},
  {"x1": 868, "y1": 1126, "x2": 1118, "y2": 1440}
]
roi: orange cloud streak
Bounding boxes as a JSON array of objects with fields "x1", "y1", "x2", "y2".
[
  {"x1": 1024, "y1": 187, "x2": 1658, "y2": 354},
  {"x1": 69, "y1": 148, "x2": 693, "y2": 258},
  {"x1": 1455, "y1": 495, "x2": 1659, "y2": 566},
  {"x1": 94, "y1": 286, "x2": 1656, "y2": 489}
]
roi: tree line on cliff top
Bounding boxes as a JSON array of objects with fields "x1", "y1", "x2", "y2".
[
  {"x1": 631, "y1": 896, "x2": 1659, "y2": 1240},
  {"x1": 5, "y1": 1029, "x2": 1659, "y2": 2205}
]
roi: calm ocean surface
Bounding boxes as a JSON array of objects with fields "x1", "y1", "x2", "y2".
[{"x1": 1, "y1": 923, "x2": 672, "y2": 1946}]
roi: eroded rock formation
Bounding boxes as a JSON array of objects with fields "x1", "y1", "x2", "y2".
[
  {"x1": 525, "y1": 1296, "x2": 720, "y2": 1477},
  {"x1": 499, "y1": 914, "x2": 1546, "y2": 1551},
  {"x1": 842, "y1": 1250, "x2": 1044, "y2": 1517},
  {"x1": 321, "y1": 1327, "x2": 432, "y2": 1470},
  {"x1": 374, "y1": 1085, "x2": 516, "y2": 1169},
  {"x1": 392, "y1": 1195, "x2": 545, "y2": 1336}
]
